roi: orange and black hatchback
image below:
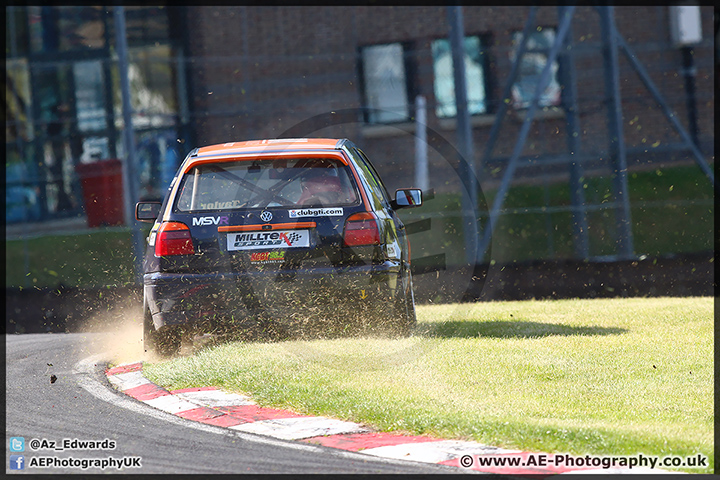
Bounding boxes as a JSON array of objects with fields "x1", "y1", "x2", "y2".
[{"x1": 136, "y1": 138, "x2": 422, "y2": 355}]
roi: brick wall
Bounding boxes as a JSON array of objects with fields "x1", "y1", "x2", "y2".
[{"x1": 183, "y1": 6, "x2": 714, "y2": 194}]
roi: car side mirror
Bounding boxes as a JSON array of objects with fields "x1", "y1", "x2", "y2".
[
  {"x1": 136, "y1": 201, "x2": 162, "y2": 222},
  {"x1": 393, "y1": 189, "x2": 422, "y2": 209}
]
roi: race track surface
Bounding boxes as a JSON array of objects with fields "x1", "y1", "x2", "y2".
[{"x1": 5, "y1": 333, "x2": 454, "y2": 475}]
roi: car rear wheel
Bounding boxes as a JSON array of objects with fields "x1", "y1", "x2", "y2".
[
  {"x1": 392, "y1": 283, "x2": 416, "y2": 337},
  {"x1": 143, "y1": 303, "x2": 181, "y2": 357}
]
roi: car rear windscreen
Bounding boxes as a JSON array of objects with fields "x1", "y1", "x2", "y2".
[{"x1": 175, "y1": 157, "x2": 360, "y2": 212}]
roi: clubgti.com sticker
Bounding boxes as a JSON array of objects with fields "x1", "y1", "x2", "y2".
[
  {"x1": 289, "y1": 207, "x2": 343, "y2": 218},
  {"x1": 228, "y1": 230, "x2": 309, "y2": 250}
]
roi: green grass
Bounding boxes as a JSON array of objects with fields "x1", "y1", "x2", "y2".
[
  {"x1": 142, "y1": 297, "x2": 714, "y2": 473},
  {"x1": 5, "y1": 229, "x2": 143, "y2": 288},
  {"x1": 401, "y1": 163, "x2": 714, "y2": 265}
]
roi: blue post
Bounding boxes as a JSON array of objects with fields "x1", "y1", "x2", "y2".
[
  {"x1": 615, "y1": 33, "x2": 716, "y2": 189},
  {"x1": 477, "y1": 6, "x2": 576, "y2": 263},
  {"x1": 480, "y1": 7, "x2": 539, "y2": 172},
  {"x1": 114, "y1": 6, "x2": 144, "y2": 284},
  {"x1": 558, "y1": 5, "x2": 589, "y2": 259},
  {"x1": 447, "y1": 6, "x2": 479, "y2": 265},
  {"x1": 599, "y1": 6, "x2": 634, "y2": 259}
]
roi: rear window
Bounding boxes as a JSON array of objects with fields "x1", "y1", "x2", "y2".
[{"x1": 175, "y1": 157, "x2": 360, "y2": 212}]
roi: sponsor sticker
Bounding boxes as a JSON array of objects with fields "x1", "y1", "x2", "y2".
[
  {"x1": 192, "y1": 215, "x2": 229, "y2": 226},
  {"x1": 198, "y1": 200, "x2": 245, "y2": 210},
  {"x1": 250, "y1": 251, "x2": 286, "y2": 264},
  {"x1": 228, "y1": 230, "x2": 309, "y2": 250},
  {"x1": 288, "y1": 207, "x2": 343, "y2": 218}
]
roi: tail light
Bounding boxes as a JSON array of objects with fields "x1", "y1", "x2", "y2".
[
  {"x1": 343, "y1": 212, "x2": 381, "y2": 246},
  {"x1": 155, "y1": 222, "x2": 194, "y2": 256}
]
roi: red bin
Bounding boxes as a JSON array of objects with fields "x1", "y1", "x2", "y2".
[{"x1": 75, "y1": 159, "x2": 125, "y2": 228}]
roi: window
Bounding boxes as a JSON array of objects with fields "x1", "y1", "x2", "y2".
[
  {"x1": 112, "y1": 45, "x2": 178, "y2": 130},
  {"x1": 73, "y1": 60, "x2": 107, "y2": 132},
  {"x1": 123, "y1": 6, "x2": 171, "y2": 48},
  {"x1": 510, "y1": 27, "x2": 561, "y2": 109},
  {"x1": 28, "y1": 6, "x2": 107, "y2": 54},
  {"x1": 432, "y1": 35, "x2": 488, "y2": 118},
  {"x1": 175, "y1": 158, "x2": 359, "y2": 212},
  {"x1": 6, "y1": 6, "x2": 30, "y2": 57},
  {"x1": 5, "y1": 59, "x2": 33, "y2": 142},
  {"x1": 346, "y1": 147, "x2": 391, "y2": 211},
  {"x1": 359, "y1": 43, "x2": 410, "y2": 124}
]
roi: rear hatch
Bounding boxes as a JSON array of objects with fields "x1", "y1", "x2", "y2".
[
  {"x1": 165, "y1": 155, "x2": 370, "y2": 277},
  {"x1": 220, "y1": 208, "x2": 348, "y2": 273}
]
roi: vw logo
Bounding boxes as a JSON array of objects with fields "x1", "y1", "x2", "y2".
[{"x1": 260, "y1": 211, "x2": 273, "y2": 222}]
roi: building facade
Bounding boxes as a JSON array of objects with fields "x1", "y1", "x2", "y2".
[
  {"x1": 182, "y1": 6, "x2": 714, "y2": 193},
  {"x1": 5, "y1": 6, "x2": 715, "y2": 261},
  {"x1": 6, "y1": 6, "x2": 189, "y2": 223}
]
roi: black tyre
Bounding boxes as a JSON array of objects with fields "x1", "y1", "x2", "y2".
[
  {"x1": 393, "y1": 269, "x2": 417, "y2": 337},
  {"x1": 142, "y1": 303, "x2": 154, "y2": 354},
  {"x1": 143, "y1": 304, "x2": 181, "y2": 357},
  {"x1": 405, "y1": 286, "x2": 417, "y2": 331},
  {"x1": 392, "y1": 288, "x2": 415, "y2": 337}
]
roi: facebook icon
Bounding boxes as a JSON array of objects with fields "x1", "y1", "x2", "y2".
[{"x1": 10, "y1": 455, "x2": 25, "y2": 470}]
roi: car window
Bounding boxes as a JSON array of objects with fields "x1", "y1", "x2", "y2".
[
  {"x1": 175, "y1": 157, "x2": 359, "y2": 212},
  {"x1": 346, "y1": 147, "x2": 391, "y2": 210}
]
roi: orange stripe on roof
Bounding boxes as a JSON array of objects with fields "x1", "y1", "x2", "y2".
[
  {"x1": 182, "y1": 151, "x2": 349, "y2": 175},
  {"x1": 196, "y1": 138, "x2": 340, "y2": 156}
]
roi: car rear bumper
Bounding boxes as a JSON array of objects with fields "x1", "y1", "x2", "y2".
[{"x1": 144, "y1": 262, "x2": 401, "y2": 329}]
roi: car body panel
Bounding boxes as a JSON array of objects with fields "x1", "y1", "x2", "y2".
[{"x1": 137, "y1": 138, "x2": 420, "y2": 348}]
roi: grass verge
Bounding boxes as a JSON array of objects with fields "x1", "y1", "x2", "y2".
[
  {"x1": 142, "y1": 297, "x2": 713, "y2": 473},
  {"x1": 5, "y1": 228, "x2": 143, "y2": 289}
]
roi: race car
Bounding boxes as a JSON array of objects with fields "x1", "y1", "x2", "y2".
[{"x1": 136, "y1": 138, "x2": 422, "y2": 355}]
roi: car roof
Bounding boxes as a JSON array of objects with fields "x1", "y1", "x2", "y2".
[
  {"x1": 194, "y1": 138, "x2": 345, "y2": 157},
  {"x1": 181, "y1": 138, "x2": 354, "y2": 174}
]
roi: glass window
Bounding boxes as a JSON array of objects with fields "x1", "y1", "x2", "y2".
[
  {"x1": 28, "y1": 7, "x2": 46, "y2": 53},
  {"x1": 28, "y1": 6, "x2": 106, "y2": 53},
  {"x1": 510, "y1": 27, "x2": 561, "y2": 109},
  {"x1": 9, "y1": 5, "x2": 181, "y2": 224},
  {"x1": 5, "y1": 58, "x2": 33, "y2": 142},
  {"x1": 112, "y1": 45, "x2": 178, "y2": 129},
  {"x1": 6, "y1": 6, "x2": 30, "y2": 57},
  {"x1": 356, "y1": 149, "x2": 391, "y2": 205},
  {"x1": 346, "y1": 147, "x2": 390, "y2": 210},
  {"x1": 432, "y1": 36, "x2": 488, "y2": 118},
  {"x1": 360, "y1": 43, "x2": 410, "y2": 124},
  {"x1": 136, "y1": 129, "x2": 182, "y2": 201},
  {"x1": 123, "y1": 6, "x2": 171, "y2": 48},
  {"x1": 73, "y1": 60, "x2": 107, "y2": 132},
  {"x1": 26, "y1": 6, "x2": 172, "y2": 54},
  {"x1": 6, "y1": 146, "x2": 42, "y2": 223},
  {"x1": 176, "y1": 158, "x2": 359, "y2": 212},
  {"x1": 57, "y1": 6, "x2": 106, "y2": 51}
]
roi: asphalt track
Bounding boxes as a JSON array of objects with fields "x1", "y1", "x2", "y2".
[{"x1": 5, "y1": 333, "x2": 458, "y2": 475}]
